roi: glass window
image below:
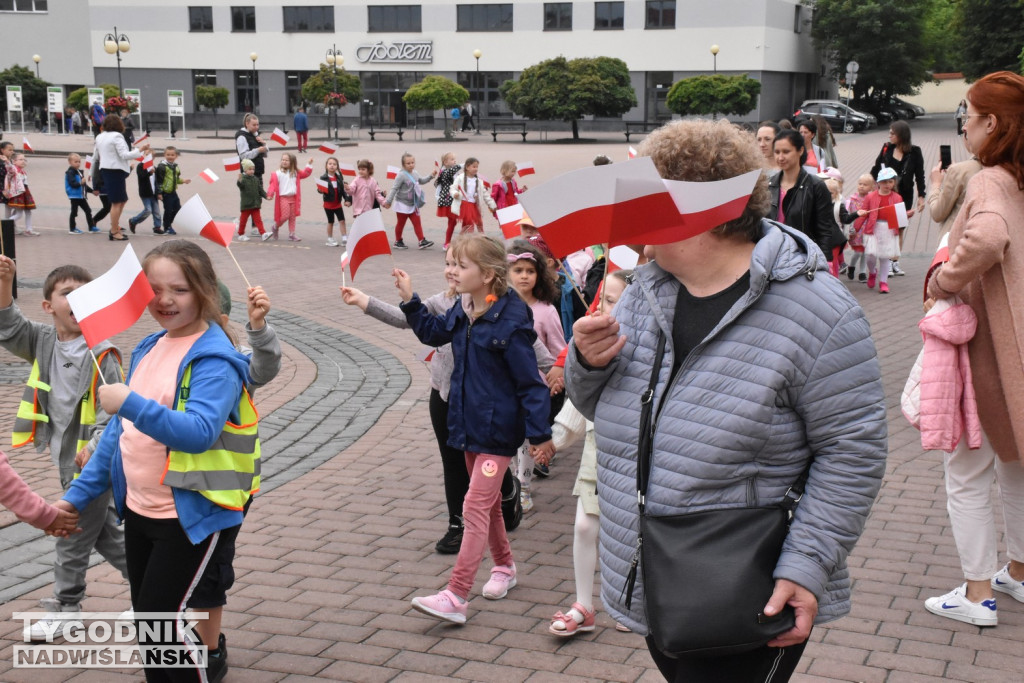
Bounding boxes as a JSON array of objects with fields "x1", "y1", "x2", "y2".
[
  {"x1": 192, "y1": 70, "x2": 218, "y2": 109},
  {"x1": 188, "y1": 6, "x2": 213, "y2": 31},
  {"x1": 285, "y1": 71, "x2": 317, "y2": 112},
  {"x1": 2, "y1": 0, "x2": 48, "y2": 10},
  {"x1": 456, "y1": 4, "x2": 513, "y2": 32},
  {"x1": 368, "y1": 5, "x2": 422, "y2": 32},
  {"x1": 283, "y1": 6, "x2": 335, "y2": 32},
  {"x1": 235, "y1": 70, "x2": 259, "y2": 113},
  {"x1": 594, "y1": 1, "x2": 623, "y2": 30},
  {"x1": 231, "y1": 6, "x2": 255, "y2": 32},
  {"x1": 645, "y1": 0, "x2": 674, "y2": 29},
  {"x1": 458, "y1": 70, "x2": 514, "y2": 119},
  {"x1": 544, "y1": 3, "x2": 572, "y2": 31},
  {"x1": 645, "y1": 71, "x2": 673, "y2": 121}
]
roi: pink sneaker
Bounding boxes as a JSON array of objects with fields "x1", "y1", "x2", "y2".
[
  {"x1": 879, "y1": 282, "x2": 889, "y2": 294},
  {"x1": 866, "y1": 273, "x2": 876, "y2": 289},
  {"x1": 411, "y1": 589, "x2": 467, "y2": 624},
  {"x1": 482, "y1": 564, "x2": 517, "y2": 599},
  {"x1": 288, "y1": 233, "x2": 302, "y2": 242}
]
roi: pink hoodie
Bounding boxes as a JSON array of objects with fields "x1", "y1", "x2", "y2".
[{"x1": 0, "y1": 451, "x2": 58, "y2": 529}]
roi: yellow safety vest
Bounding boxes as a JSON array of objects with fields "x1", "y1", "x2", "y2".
[{"x1": 161, "y1": 363, "x2": 260, "y2": 511}]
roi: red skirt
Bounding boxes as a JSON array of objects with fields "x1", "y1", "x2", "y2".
[
  {"x1": 436, "y1": 205, "x2": 452, "y2": 218},
  {"x1": 7, "y1": 188, "x2": 36, "y2": 211},
  {"x1": 460, "y1": 201, "x2": 482, "y2": 227}
]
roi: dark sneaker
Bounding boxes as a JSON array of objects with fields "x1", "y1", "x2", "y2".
[
  {"x1": 153, "y1": 227, "x2": 166, "y2": 235},
  {"x1": 69, "y1": 228, "x2": 83, "y2": 234},
  {"x1": 88, "y1": 226, "x2": 101, "y2": 233},
  {"x1": 394, "y1": 239, "x2": 408, "y2": 249},
  {"x1": 501, "y1": 476, "x2": 522, "y2": 532},
  {"x1": 164, "y1": 227, "x2": 176, "y2": 235},
  {"x1": 533, "y1": 463, "x2": 551, "y2": 478},
  {"x1": 206, "y1": 633, "x2": 228, "y2": 683},
  {"x1": 418, "y1": 239, "x2": 434, "y2": 249},
  {"x1": 847, "y1": 266, "x2": 856, "y2": 280},
  {"x1": 128, "y1": 218, "x2": 137, "y2": 234},
  {"x1": 858, "y1": 272, "x2": 867, "y2": 282},
  {"x1": 435, "y1": 524, "x2": 463, "y2": 554}
]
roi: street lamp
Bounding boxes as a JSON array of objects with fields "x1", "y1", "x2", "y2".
[
  {"x1": 249, "y1": 52, "x2": 258, "y2": 113},
  {"x1": 710, "y1": 44, "x2": 719, "y2": 73},
  {"x1": 102, "y1": 27, "x2": 131, "y2": 95},
  {"x1": 32, "y1": 55, "x2": 40, "y2": 78},
  {"x1": 473, "y1": 48, "x2": 482, "y2": 135},
  {"x1": 326, "y1": 45, "x2": 343, "y2": 140}
]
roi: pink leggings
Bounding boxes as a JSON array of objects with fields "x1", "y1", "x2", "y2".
[
  {"x1": 395, "y1": 212, "x2": 425, "y2": 242},
  {"x1": 275, "y1": 195, "x2": 298, "y2": 233}
]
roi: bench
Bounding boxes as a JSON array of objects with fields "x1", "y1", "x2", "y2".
[
  {"x1": 492, "y1": 121, "x2": 528, "y2": 142},
  {"x1": 368, "y1": 122, "x2": 404, "y2": 141},
  {"x1": 624, "y1": 121, "x2": 663, "y2": 141}
]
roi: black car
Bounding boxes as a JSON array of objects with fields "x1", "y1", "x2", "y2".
[
  {"x1": 793, "y1": 100, "x2": 876, "y2": 133},
  {"x1": 851, "y1": 97, "x2": 905, "y2": 124}
]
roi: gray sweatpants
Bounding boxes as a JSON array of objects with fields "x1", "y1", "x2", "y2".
[{"x1": 54, "y1": 483, "x2": 128, "y2": 606}]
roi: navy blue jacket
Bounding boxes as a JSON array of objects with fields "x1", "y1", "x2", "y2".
[{"x1": 401, "y1": 291, "x2": 552, "y2": 456}]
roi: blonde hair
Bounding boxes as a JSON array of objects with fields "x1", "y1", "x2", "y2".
[
  {"x1": 143, "y1": 240, "x2": 235, "y2": 345},
  {"x1": 824, "y1": 178, "x2": 841, "y2": 200},
  {"x1": 280, "y1": 153, "x2": 298, "y2": 177},
  {"x1": 499, "y1": 160, "x2": 517, "y2": 178},
  {"x1": 67, "y1": 153, "x2": 80, "y2": 162},
  {"x1": 441, "y1": 152, "x2": 456, "y2": 165},
  {"x1": 450, "y1": 234, "x2": 509, "y2": 298}
]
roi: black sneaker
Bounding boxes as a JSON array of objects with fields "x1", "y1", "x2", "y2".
[
  {"x1": 501, "y1": 476, "x2": 522, "y2": 532},
  {"x1": 394, "y1": 239, "x2": 408, "y2": 249},
  {"x1": 418, "y1": 239, "x2": 434, "y2": 249},
  {"x1": 533, "y1": 463, "x2": 551, "y2": 478},
  {"x1": 128, "y1": 218, "x2": 137, "y2": 234},
  {"x1": 858, "y1": 272, "x2": 867, "y2": 282},
  {"x1": 847, "y1": 265, "x2": 856, "y2": 281},
  {"x1": 206, "y1": 633, "x2": 228, "y2": 683},
  {"x1": 435, "y1": 524, "x2": 463, "y2": 554},
  {"x1": 153, "y1": 227, "x2": 165, "y2": 235}
]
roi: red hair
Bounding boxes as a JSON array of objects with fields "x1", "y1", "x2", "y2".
[{"x1": 968, "y1": 71, "x2": 1024, "y2": 189}]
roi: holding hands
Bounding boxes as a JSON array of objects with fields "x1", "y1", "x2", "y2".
[
  {"x1": 46, "y1": 501, "x2": 81, "y2": 538},
  {"x1": 530, "y1": 440, "x2": 555, "y2": 467}
]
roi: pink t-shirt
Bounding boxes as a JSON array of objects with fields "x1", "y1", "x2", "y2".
[
  {"x1": 122, "y1": 331, "x2": 203, "y2": 518},
  {"x1": 529, "y1": 301, "x2": 567, "y2": 358}
]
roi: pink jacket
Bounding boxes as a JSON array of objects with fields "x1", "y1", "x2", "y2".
[
  {"x1": 918, "y1": 301, "x2": 982, "y2": 452},
  {"x1": 0, "y1": 451, "x2": 58, "y2": 529},
  {"x1": 268, "y1": 165, "x2": 314, "y2": 224},
  {"x1": 347, "y1": 176, "x2": 386, "y2": 216}
]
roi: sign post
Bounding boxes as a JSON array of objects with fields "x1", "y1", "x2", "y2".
[
  {"x1": 167, "y1": 89, "x2": 187, "y2": 140},
  {"x1": 5, "y1": 86, "x2": 24, "y2": 133},
  {"x1": 47, "y1": 86, "x2": 66, "y2": 136},
  {"x1": 843, "y1": 61, "x2": 859, "y2": 134},
  {"x1": 124, "y1": 88, "x2": 142, "y2": 132}
]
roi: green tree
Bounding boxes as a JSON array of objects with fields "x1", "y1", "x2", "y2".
[
  {"x1": 666, "y1": 74, "x2": 762, "y2": 118},
  {"x1": 195, "y1": 85, "x2": 231, "y2": 137},
  {"x1": 402, "y1": 75, "x2": 470, "y2": 139},
  {"x1": 500, "y1": 56, "x2": 637, "y2": 140},
  {"x1": 921, "y1": 0, "x2": 959, "y2": 73},
  {"x1": 806, "y1": 0, "x2": 931, "y2": 98},
  {"x1": 67, "y1": 84, "x2": 119, "y2": 112},
  {"x1": 0, "y1": 65, "x2": 50, "y2": 109},
  {"x1": 954, "y1": 0, "x2": 1024, "y2": 81},
  {"x1": 300, "y1": 65, "x2": 362, "y2": 106}
]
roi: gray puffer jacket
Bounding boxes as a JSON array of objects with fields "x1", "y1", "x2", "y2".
[{"x1": 565, "y1": 220, "x2": 887, "y2": 635}]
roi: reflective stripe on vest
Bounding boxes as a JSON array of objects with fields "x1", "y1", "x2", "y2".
[
  {"x1": 74, "y1": 349, "x2": 121, "y2": 453},
  {"x1": 161, "y1": 363, "x2": 261, "y2": 510},
  {"x1": 12, "y1": 362, "x2": 50, "y2": 448}
]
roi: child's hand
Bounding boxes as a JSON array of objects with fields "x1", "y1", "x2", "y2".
[
  {"x1": 44, "y1": 502, "x2": 81, "y2": 537},
  {"x1": 530, "y1": 440, "x2": 555, "y2": 466},
  {"x1": 383, "y1": 201, "x2": 391, "y2": 210},
  {"x1": 857, "y1": 209, "x2": 867, "y2": 217},
  {"x1": 344, "y1": 201, "x2": 352, "y2": 207},
  {"x1": 546, "y1": 366, "x2": 564, "y2": 395},
  {"x1": 339, "y1": 286, "x2": 369, "y2": 310},
  {"x1": 266, "y1": 192, "x2": 274, "y2": 200},
  {"x1": 0, "y1": 255, "x2": 16, "y2": 282},
  {"x1": 97, "y1": 383, "x2": 131, "y2": 415},
  {"x1": 907, "y1": 208, "x2": 916, "y2": 218},
  {"x1": 74, "y1": 445, "x2": 92, "y2": 469},
  {"x1": 182, "y1": 178, "x2": 191, "y2": 184},
  {"x1": 520, "y1": 185, "x2": 528, "y2": 192},
  {"x1": 307, "y1": 157, "x2": 314, "y2": 166},
  {"x1": 247, "y1": 285, "x2": 270, "y2": 330},
  {"x1": 392, "y1": 268, "x2": 413, "y2": 302}
]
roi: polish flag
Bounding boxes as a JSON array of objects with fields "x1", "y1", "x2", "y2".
[
  {"x1": 337, "y1": 162, "x2": 356, "y2": 178},
  {"x1": 877, "y1": 201, "x2": 909, "y2": 228},
  {"x1": 66, "y1": 245, "x2": 155, "y2": 348},
  {"x1": 341, "y1": 209, "x2": 392, "y2": 280},
  {"x1": 223, "y1": 156, "x2": 241, "y2": 172},
  {"x1": 142, "y1": 154, "x2": 154, "y2": 171},
  {"x1": 84, "y1": 155, "x2": 93, "y2": 171},
  {"x1": 318, "y1": 141, "x2": 338, "y2": 155},
  {"x1": 386, "y1": 165, "x2": 401, "y2": 180},
  {"x1": 607, "y1": 244, "x2": 640, "y2": 272},
  {"x1": 496, "y1": 204, "x2": 525, "y2": 240},
  {"x1": 316, "y1": 178, "x2": 330, "y2": 193},
  {"x1": 479, "y1": 175, "x2": 492, "y2": 191},
  {"x1": 135, "y1": 131, "x2": 149, "y2": 146},
  {"x1": 270, "y1": 128, "x2": 289, "y2": 146},
  {"x1": 628, "y1": 146, "x2": 638, "y2": 159},
  {"x1": 516, "y1": 161, "x2": 535, "y2": 177},
  {"x1": 21, "y1": 138, "x2": 32, "y2": 152},
  {"x1": 173, "y1": 195, "x2": 235, "y2": 248},
  {"x1": 199, "y1": 168, "x2": 220, "y2": 184},
  {"x1": 416, "y1": 347, "x2": 437, "y2": 363}
]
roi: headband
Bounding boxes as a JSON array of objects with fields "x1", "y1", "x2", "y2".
[{"x1": 507, "y1": 252, "x2": 536, "y2": 263}]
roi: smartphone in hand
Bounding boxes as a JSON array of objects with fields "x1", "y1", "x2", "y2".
[{"x1": 940, "y1": 145, "x2": 952, "y2": 170}]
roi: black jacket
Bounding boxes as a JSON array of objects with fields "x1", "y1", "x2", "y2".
[
  {"x1": 871, "y1": 143, "x2": 926, "y2": 209},
  {"x1": 318, "y1": 173, "x2": 352, "y2": 205},
  {"x1": 136, "y1": 163, "x2": 155, "y2": 199},
  {"x1": 767, "y1": 169, "x2": 834, "y2": 257}
]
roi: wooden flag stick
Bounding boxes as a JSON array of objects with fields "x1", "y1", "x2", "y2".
[
  {"x1": 341, "y1": 265, "x2": 347, "y2": 289},
  {"x1": 557, "y1": 259, "x2": 589, "y2": 309},
  {"x1": 89, "y1": 349, "x2": 109, "y2": 386},
  {"x1": 599, "y1": 243, "x2": 612, "y2": 313},
  {"x1": 225, "y1": 246, "x2": 253, "y2": 289}
]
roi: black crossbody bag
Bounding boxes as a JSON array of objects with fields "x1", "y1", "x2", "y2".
[{"x1": 623, "y1": 331, "x2": 808, "y2": 657}]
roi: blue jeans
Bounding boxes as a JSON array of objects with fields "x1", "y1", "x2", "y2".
[{"x1": 130, "y1": 196, "x2": 161, "y2": 229}]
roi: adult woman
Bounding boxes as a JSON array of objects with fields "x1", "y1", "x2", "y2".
[
  {"x1": 871, "y1": 120, "x2": 925, "y2": 274},
  {"x1": 566, "y1": 119, "x2": 886, "y2": 682},
  {"x1": 756, "y1": 121, "x2": 779, "y2": 169},
  {"x1": 926, "y1": 135, "x2": 982, "y2": 237},
  {"x1": 93, "y1": 116, "x2": 147, "y2": 241},
  {"x1": 797, "y1": 119, "x2": 826, "y2": 174},
  {"x1": 923, "y1": 71, "x2": 1024, "y2": 627},
  {"x1": 768, "y1": 129, "x2": 835, "y2": 259},
  {"x1": 811, "y1": 114, "x2": 839, "y2": 168},
  {"x1": 955, "y1": 99, "x2": 967, "y2": 136}
]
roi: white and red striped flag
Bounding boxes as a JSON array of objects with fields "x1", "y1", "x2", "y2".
[
  {"x1": 84, "y1": 155, "x2": 93, "y2": 171},
  {"x1": 337, "y1": 162, "x2": 356, "y2": 178},
  {"x1": 416, "y1": 347, "x2": 437, "y2": 363},
  {"x1": 66, "y1": 245, "x2": 155, "y2": 348},
  {"x1": 21, "y1": 137, "x2": 32, "y2": 152},
  {"x1": 316, "y1": 178, "x2": 330, "y2": 193},
  {"x1": 516, "y1": 161, "x2": 535, "y2": 177},
  {"x1": 877, "y1": 201, "x2": 909, "y2": 228},
  {"x1": 174, "y1": 195, "x2": 235, "y2": 248},
  {"x1": 386, "y1": 165, "x2": 401, "y2": 180},
  {"x1": 608, "y1": 244, "x2": 640, "y2": 272},
  {"x1": 135, "y1": 131, "x2": 149, "y2": 145},
  {"x1": 198, "y1": 168, "x2": 220, "y2": 184},
  {"x1": 142, "y1": 154, "x2": 154, "y2": 171},
  {"x1": 341, "y1": 209, "x2": 392, "y2": 280},
  {"x1": 434, "y1": 160, "x2": 440, "y2": 172},
  {"x1": 270, "y1": 128, "x2": 289, "y2": 146},
  {"x1": 318, "y1": 141, "x2": 338, "y2": 155},
  {"x1": 496, "y1": 204, "x2": 525, "y2": 240},
  {"x1": 479, "y1": 175, "x2": 492, "y2": 191},
  {"x1": 628, "y1": 146, "x2": 638, "y2": 159},
  {"x1": 223, "y1": 156, "x2": 241, "y2": 173}
]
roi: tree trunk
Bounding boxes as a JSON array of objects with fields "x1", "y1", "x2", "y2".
[
  {"x1": 572, "y1": 119, "x2": 579, "y2": 140},
  {"x1": 213, "y1": 109, "x2": 219, "y2": 138}
]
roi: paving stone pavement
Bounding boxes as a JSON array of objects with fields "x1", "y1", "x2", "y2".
[{"x1": 0, "y1": 116, "x2": 1021, "y2": 681}]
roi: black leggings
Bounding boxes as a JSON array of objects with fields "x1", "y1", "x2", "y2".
[
  {"x1": 93, "y1": 195, "x2": 112, "y2": 225},
  {"x1": 645, "y1": 635, "x2": 808, "y2": 683},
  {"x1": 69, "y1": 198, "x2": 94, "y2": 229},
  {"x1": 124, "y1": 508, "x2": 218, "y2": 683}
]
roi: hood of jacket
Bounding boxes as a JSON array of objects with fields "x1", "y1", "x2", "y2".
[{"x1": 918, "y1": 301, "x2": 977, "y2": 346}]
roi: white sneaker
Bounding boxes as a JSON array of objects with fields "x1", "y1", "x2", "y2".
[
  {"x1": 341, "y1": 235, "x2": 348, "y2": 245},
  {"x1": 992, "y1": 564, "x2": 1024, "y2": 603},
  {"x1": 25, "y1": 604, "x2": 84, "y2": 642},
  {"x1": 236, "y1": 234, "x2": 250, "y2": 242},
  {"x1": 261, "y1": 232, "x2": 273, "y2": 242},
  {"x1": 250, "y1": 228, "x2": 260, "y2": 236},
  {"x1": 924, "y1": 583, "x2": 997, "y2": 626},
  {"x1": 326, "y1": 238, "x2": 339, "y2": 247}
]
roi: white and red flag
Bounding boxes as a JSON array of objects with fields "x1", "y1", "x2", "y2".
[
  {"x1": 223, "y1": 156, "x2": 241, "y2": 172},
  {"x1": 877, "y1": 201, "x2": 909, "y2": 228},
  {"x1": 135, "y1": 131, "x2": 149, "y2": 145},
  {"x1": 84, "y1": 155, "x2": 93, "y2": 171},
  {"x1": 479, "y1": 175, "x2": 492, "y2": 191},
  {"x1": 416, "y1": 347, "x2": 437, "y2": 363},
  {"x1": 66, "y1": 245, "x2": 155, "y2": 348},
  {"x1": 341, "y1": 209, "x2": 392, "y2": 280},
  {"x1": 337, "y1": 162, "x2": 356, "y2": 178},
  {"x1": 316, "y1": 178, "x2": 330, "y2": 193},
  {"x1": 21, "y1": 137, "x2": 32, "y2": 152},
  {"x1": 198, "y1": 168, "x2": 220, "y2": 184},
  {"x1": 496, "y1": 204, "x2": 525, "y2": 240},
  {"x1": 516, "y1": 161, "x2": 535, "y2": 177},
  {"x1": 270, "y1": 128, "x2": 289, "y2": 146},
  {"x1": 318, "y1": 141, "x2": 338, "y2": 155},
  {"x1": 142, "y1": 154, "x2": 154, "y2": 171},
  {"x1": 628, "y1": 146, "x2": 638, "y2": 159},
  {"x1": 434, "y1": 160, "x2": 440, "y2": 172},
  {"x1": 608, "y1": 244, "x2": 640, "y2": 272},
  {"x1": 174, "y1": 195, "x2": 235, "y2": 248},
  {"x1": 386, "y1": 165, "x2": 401, "y2": 180}
]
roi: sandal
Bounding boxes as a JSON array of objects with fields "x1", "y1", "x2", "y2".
[{"x1": 549, "y1": 602, "x2": 596, "y2": 637}]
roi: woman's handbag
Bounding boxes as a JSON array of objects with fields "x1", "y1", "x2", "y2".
[{"x1": 623, "y1": 332, "x2": 805, "y2": 657}]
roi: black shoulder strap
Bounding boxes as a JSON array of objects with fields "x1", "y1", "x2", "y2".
[{"x1": 635, "y1": 331, "x2": 667, "y2": 510}]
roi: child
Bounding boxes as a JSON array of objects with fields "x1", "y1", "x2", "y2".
[
  {"x1": 128, "y1": 159, "x2": 162, "y2": 235},
  {"x1": 529, "y1": 234, "x2": 588, "y2": 343},
  {"x1": 822, "y1": 176, "x2": 855, "y2": 278},
  {"x1": 267, "y1": 153, "x2": 314, "y2": 241},
  {"x1": 345, "y1": 160, "x2": 387, "y2": 219},
  {"x1": 155, "y1": 146, "x2": 191, "y2": 235},
  {"x1": 507, "y1": 239, "x2": 565, "y2": 511},
  {"x1": 548, "y1": 269, "x2": 631, "y2": 637},
  {"x1": 383, "y1": 152, "x2": 436, "y2": 250},
  {"x1": 434, "y1": 152, "x2": 461, "y2": 249},
  {"x1": 0, "y1": 449, "x2": 80, "y2": 535},
  {"x1": 3, "y1": 152, "x2": 40, "y2": 236},
  {"x1": 450, "y1": 157, "x2": 496, "y2": 235},
  {"x1": 236, "y1": 159, "x2": 269, "y2": 242},
  {"x1": 65, "y1": 153, "x2": 97, "y2": 235},
  {"x1": 856, "y1": 166, "x2": 910, "y2": 294},
  {"x1": 490, "y1": 161, "x2": 526, "y2": 211},
  {"x1": 60, "y1": 240, "x2": 257, "y2": 682},
  {"x1": 0, "y1": 141, "x2": 13, "y2": 219},
  {"x1": 845, "y1": 173, "x2": 874, "y2": 282},
  {"x1": 0, "y1": 257, "x2": 129, "y2": 641},
  {"x1": 318, "y1": 157, "x2": 352, "y2": 247},
  {"x1": 399, "y1": 234, "x2": 553, "y2": 624}
]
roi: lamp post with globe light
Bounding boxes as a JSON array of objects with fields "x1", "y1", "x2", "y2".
[
  {"x1": 249, "y1": 52, "x2": 258, "y2": 113},
  {"x1": 326, "y1": 46, "x2": 343, "y2": 140},
  {"x1": 103, "y1": 28, "x2": 131, "y2": 95},
  {"x1": 473, "y1": 49, "x2": 482, "y2": 135},
  {"x1": 32, "y1": 55, "x2": 40, "y2": 78}
]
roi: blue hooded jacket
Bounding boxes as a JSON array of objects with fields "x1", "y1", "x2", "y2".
[{"x1": 64, "y1": 324, "x2": 251, "y2": 544}]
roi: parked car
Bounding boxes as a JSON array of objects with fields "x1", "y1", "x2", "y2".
[
  {"x1": 851, "y1": 97, "x2": 905, "y2": 124},
  {"x1": 793, "y1": 100, "x2": 877, "y2": 133},
  {"x1": 893, "y1": 96, "x2": 926, "y2": 118}
]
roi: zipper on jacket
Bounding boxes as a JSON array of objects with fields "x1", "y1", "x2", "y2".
[{"x1": 622, "y1": 534, "x2": 642, "y2": 609}]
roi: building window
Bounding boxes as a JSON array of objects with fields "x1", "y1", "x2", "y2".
[
  {"x1": 283, "y1": 6, "x2": 334, "y2": 32},
  {"x1": 456, "y1": 4, "x2": 513, "y2": 32},
  {"x1": 793, "y1": 5, "x2": 803, "y2": 33},
  {"x1": 368, "y1": 5, "x2": 422, "y2": 32},
  {"x1": 645, "y1": 0, "x2": 674, "y2": 29},
  {"x1": 458, "y1": 70, "x2": 514, "y2": 119},
  {"x1": 594, "y1": 1, "x2": 623, "y2": 30},
  {"x1": 192, "y1": 70, "x2": 218, "y2": 109},
  {"x1": 285, "y1": 71, "x2": 317, "y2": 112},
  {"x1": 188, "y1": 6, "x2": 213, "y2": 31},
  {"x1": 231, "y1": 6, "x2": 256, "y2": 32},
  {"x1": 645, "y1": 71, "x2": 673, "y2": 121},
  {"x1": 0, "y1": 0, "x2": 48, "y2": 11},
  {"x1": 544, "y1": 3, "x2": 572, "y2": 31},
  {"x1": 235, "y1": 70, "x2": 259, "y2": 113}
]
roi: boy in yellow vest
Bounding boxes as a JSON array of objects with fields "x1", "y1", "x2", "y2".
[{"x1": 0, "y1": 256, "x2": 128, "y2": 640}]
